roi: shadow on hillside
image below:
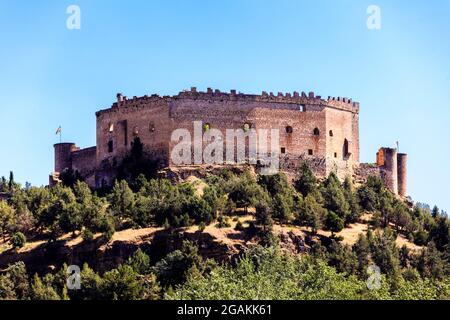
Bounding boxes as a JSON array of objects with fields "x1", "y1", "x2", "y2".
[{"x1": 0, "y1": 227, "x2": 237, "y2": 275}]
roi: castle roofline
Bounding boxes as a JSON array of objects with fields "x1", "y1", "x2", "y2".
[{"x1": 96, "y1": 87, "x2": 360, "y2": 117}]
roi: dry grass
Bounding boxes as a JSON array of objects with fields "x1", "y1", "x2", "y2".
[{"x1": 1, "y1": 213, "x2": 423, "y2": 259}]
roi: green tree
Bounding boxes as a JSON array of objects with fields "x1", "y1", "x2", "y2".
[
  {"x1": 327, "y1": 241, "x2": 358, "y2": 276},
  {"x1": 69, "y1": 263, "x2": 102, "y2": 300},
  {"x1": 11, "y1": 232, "x2": 26, "y2": 249},
  {"x1": 0, "y1": 201, "x2": 14, "y2": 241},
  {"x1": 298, "y1": 195, "x2": 326, "y2": 234},
  {"x1": 0, "y1": 262, "x2": 30, "y2": 300},
  {"x1": 30, "y1": 274, "x2": 60, "y2": 300},
  {"x1": 343, "y1": 177, "x2": 361, "y2": 223},
  {"x1": 258, "y1": 172, "x2": 294, "y2": 198},
  {"x1": 352, "y1": 234, "x2": 371, "y2": 276},
  {"x1": 429, "y1": 216, "x2": 450, "y2": 251},
  {"x1": 153, "y1": 240, "x2": 209, "y2": 287},
  {"x1": 325, "y1": 211, "x2": 344, "y2": 236},
  {"x1": 0, "y1": 274, "x2": 16, "y2": 299},
  {"x1": 38, "y1": 184, "x2": 77, "y2": 240},
  {"x1": 416, "y1": 241, "x2": 446, "y2": 279},
  {"x1": 271, "y1": 193, "x2": 294, "y2": 224},
  {"x1": 100, "y1": 264, "x2": 143, "y2": 300},
  {"x1": 321, "y1": 172, "x2": 351, "y2": 224},
  {"x1": 255, "y1": 196, "x2": 273, "y2": 229},
  {"x1": 432, "y1": 205, "x2": 440, "y2": 219},
  {"x1": 357, "y1": 175, "x2": 383, "y2": 212},
  {"x1": 228, "y1": 172, "x2": 262, "y2": 213},
  {"x1": 109, "y1": 180, "x2": 135, "y2": 222},
  {"x1": 127, "y1": 249, "x2": 151, "y2": 275},
  {"x1": 294, "y1": 162, "x2": 317, "y2": 197},
  {"x1": 370, "y1": 229, "x2": 401, "y2": 276},
  {"x1": 133, "y1": 195, "x2": 156, "y2": 227},
  {"x1": 8, "y1": 171, "x2": 14, "y2": 191},
  {"x1": 169, "y1": 247, "x2": 368, "y2": 300}
]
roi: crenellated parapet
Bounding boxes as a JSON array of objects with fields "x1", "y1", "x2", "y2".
[{"x1": 95, "y1": 87, "x2": 360, "y2": 117}]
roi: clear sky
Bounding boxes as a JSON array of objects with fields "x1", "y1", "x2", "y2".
[{"x1": 0, "y1": 0, "x2": 449, "y2": 211}]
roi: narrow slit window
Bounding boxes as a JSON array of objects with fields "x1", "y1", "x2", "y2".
[{"x1": 108, "y1": 140, "x2": 114, "y2": 153}]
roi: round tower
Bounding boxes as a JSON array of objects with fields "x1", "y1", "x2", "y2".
[
  {"x1": 383, "y1": 148, "x2": 398, "y2": 195},
  {"x1": 397, "y1": 153, "x2": 408, "y2": 197},
  {"x1": 54, "y1": 143, "x2": 76, "y2": 173}
]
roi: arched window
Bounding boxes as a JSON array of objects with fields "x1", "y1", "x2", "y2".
[
  {"x1": 108, "y1": 140, "x2": 114, "y2": 153},
  {"x1": 329, "y1": 130, "x2": 334, "y2": 137},
  {"x1": 286, "y1": 126, "x2": 293, "y2": 134},
  {"x1": 203, "y1": 123, "x2": 211, "y2": 132},
  {"x1": 108, "y1": 123, "x2": 114, "y2": 133},
  {"x1": 149, "y1": 122, "x2": 155, "y2": 133},
  {"x1": 243, "y1": 123, "x2": 252, "y2": 132},
  {"x1": 313, "y1": 128, "x2": 320, "y2": 136}
]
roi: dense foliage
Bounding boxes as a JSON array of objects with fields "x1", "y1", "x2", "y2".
[{"x1": 0, "y1": 162, "x2": 449, "y2": 300}]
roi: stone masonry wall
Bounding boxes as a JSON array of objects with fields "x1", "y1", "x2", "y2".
[{"x1": 54, "y1": 88, "x2": 363, "y2": 189}]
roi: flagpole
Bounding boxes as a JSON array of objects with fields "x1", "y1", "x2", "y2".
[{"x1": 56, "y1": 125, "x2": 62, "y2": 143}]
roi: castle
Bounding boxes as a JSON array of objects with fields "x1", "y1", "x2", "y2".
[{"x1": 50, "y1": 87, "x2": 407, "y2": 197}]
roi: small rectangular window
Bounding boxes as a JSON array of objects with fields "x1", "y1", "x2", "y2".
[
  {"x1": 308, "y1": 149, "x2": 313, "y2": 156},
  {"x1": 334, "y1": 152, "x2": 338, "y2": 158},
  {"x1": 299, "y1": 104, "x2": 305, "y2": 112},
  {"x1": 281, "y1": 147, "x2": 286, "y2": 154},
  {"x1": 108, "y1": 140, "x2": 114, "y2": 153}
]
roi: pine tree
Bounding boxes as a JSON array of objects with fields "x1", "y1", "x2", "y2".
[
  {"x1": 353, "y1": 234, "x2": 371, "y2": 276},
  {"x1": 432, "y1": 205, "x2": 440, "y2": 219},
  {"x1": 294, "y1": 162, "x2": 317, "y2": 197},
  {"x1": 8, "y1": 171, "x2": 14, "y2": 191},
  {"x1": 110, "y1": 180, "x2": 135, "y2": 221},
  {"x1": 298, "y1": 195, "x2": 326, "y2": 234}
]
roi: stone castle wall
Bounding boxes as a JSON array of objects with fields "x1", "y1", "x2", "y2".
[
  {"x1": 51, "y1": 88, "x2": 406, "y2": 197},
  {"x1": 94, "y1": 88, "x2": 359, "y2": 170}
]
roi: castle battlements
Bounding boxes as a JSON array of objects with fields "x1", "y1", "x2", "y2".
[{"x1": 96, "y1": 87, "x2": 359, "y2": 117}]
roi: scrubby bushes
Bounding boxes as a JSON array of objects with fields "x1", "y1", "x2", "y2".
[
  {"x1": 169, "y1": 246, "x2": 450, "y2": 300},
  {"x1": 1, "y1": 162, "x2": 450, "y2": 300}
]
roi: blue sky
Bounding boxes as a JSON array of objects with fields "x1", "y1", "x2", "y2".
[{"x1": 0, "y1": 0, "x2": 449, "y2": 211}]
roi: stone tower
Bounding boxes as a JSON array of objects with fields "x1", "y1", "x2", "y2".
[{"x1": 376, "y1": 147, "x2": 408, "y2": 197}]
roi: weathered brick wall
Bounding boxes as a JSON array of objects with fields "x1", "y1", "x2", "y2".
[
  {"x1": 71, "y1": 146, "x2": 96, "y2": 174},
  {"x1": 54, "y1": 88, "x2": 364, "y2": 188},
  {"x1": 71, "y1": 146, "x2": 97, "y2": 187},
  {"x1": 168, "y1": 96, "x2": 328, "y2": 164},
  {"x1": 96, "y1": 96, "x2": 172, "y2": 170},
  {"x1": 353, "y1": 163, "x2": 382, "y2": 185}
]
